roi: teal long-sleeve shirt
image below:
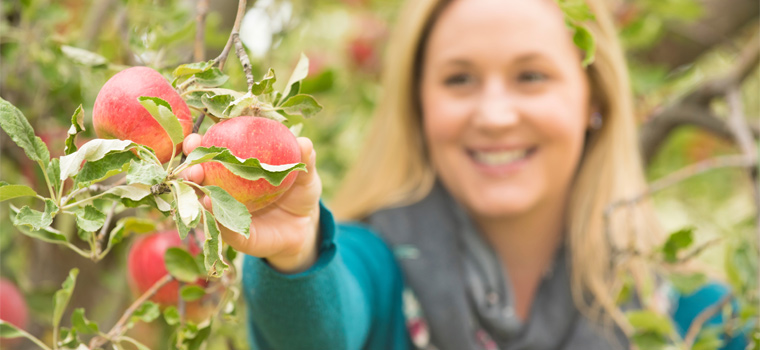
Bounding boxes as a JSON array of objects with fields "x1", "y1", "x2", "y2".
[{"x1": 242, "y1": 204, "x2": 747, "y2": 350}]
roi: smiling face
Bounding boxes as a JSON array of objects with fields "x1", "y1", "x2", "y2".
[{"x1": 420, "y1": 0, "x2": 591, "y2": 222}]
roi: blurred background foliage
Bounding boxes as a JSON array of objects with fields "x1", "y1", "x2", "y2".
[{"x1": 0, "y1": 0, "x2": 757, "y2": 348}]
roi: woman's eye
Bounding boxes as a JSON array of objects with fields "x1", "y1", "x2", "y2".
[
  {"x1": 518, "y1": 71, "x2": 547, "y2": 83},
  {"x1": 443, "y1": 73, "x2": 474, "y2": 86}
]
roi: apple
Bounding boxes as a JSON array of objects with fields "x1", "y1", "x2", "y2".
[
  {"x1": 93, "y1": 66, "x2": 193, "y2": 163},
  {"x1": 0, "y1": 278, "x2": 28, "y2": 348},
  {"x1": 127, "y1": 230, "x2": 206, "y2": 306},
  {"x1": 201, "y1": 116, "x2": 301, "y2": 212}
]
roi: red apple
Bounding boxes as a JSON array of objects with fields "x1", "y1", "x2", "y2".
[
  {"x1": 201, "y1": 116, "x2": 301, "y2": 213},
  {"x1": 0, "y1": 278, "x2": 28, "y2": 348},
  {"x1": 93, "y1": 66, "x2": 193, "y2": 163},
  {"x1": 127, "y1": 230, "x2": 206, "y2": 306}
]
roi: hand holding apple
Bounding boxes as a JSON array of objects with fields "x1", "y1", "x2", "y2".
[{"x1": 181, "y1": 127, "x2": 322, "y2": 274}]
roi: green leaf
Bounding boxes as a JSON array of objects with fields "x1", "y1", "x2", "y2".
[
  {"x1": 258, "y1": 108, "x2": 287, "y2": 123},
  {"x1": 48, "y1": 158, "x2": 61, "y2": 195},
  {"x1": 12, "y1": 199, "x2": 58, "y2": 231},
  {"x1": 58, "y1": 327, "x2": 81, "y2": 349},
  {"x1": 131, "y1": 301, "x2": 160, "y2": 323},
  {"x1": 180, "y1": 285, "x2": 205, "y2": 301},
  {"x1": 668, "y1": 272, "x2": 708, "y2": 295},
  {"x1": 251, "y1": 68, "x2": 276, "y2": 95},
  {"x1": 75, "y1": 205, "x2": 106, "y2": 232},
  {"x1": 74, "y1": 151, "x2": 138, "y2": 187},
  {"x1": 184, "y1": 146, "x2": 306, "y2": 186},
  {"x1": 692, "y1": 326, "x2": 725, "y2": 350},
  {"x1": 201, "y1": 93, "x2": 235, "y2": 118},
  {"x1": 186, "y1": 322, "x2": 212, "y2": 350},
  {"x1": 0, "y1": 97, "x2": 50, "y2": 163},
  {"x1": 127, "y1": 159, "x2": 168, "y2": 186},
  {"x1": 103, "y1": 184, "x2": 153, "y2": 201},
  {"x1": 53, "y1": 268, "x2": 79, "y2": 335},
  {"x1": 108, "y1": 217, "x2": 156, "y2": 247},
  {"x1": 630, "y1": 332, "x2": 669, "y2": 350},
  {"x1": 60, "y1": 139, "x2": 135, "y2": 180},
  {"x1": 222, "y1": 94, "x2": 255, "y2": 118},
  {"x1": 202, "y1": 210, "x2": 229, "y2": 277},
  {"x1": 71, "y1": 308, "x2": 99, "y2": 334},
  {"x1": 60, "y1": 45, "x2": 108, "y2": 67},
  {"x1": 626, "y1": 310, "x2": 674, "y2": 335},
  {"x1": 558, "y1": 0, "x2": 595, "y2": 22},
  {"x1": 202, "y1": 186, "x2": 250, "y2": 238},
  {"x1": 11, "y1": 205, "x2": 68, "y2": 243},
  {"x1": 572, "y1": 24, "x2": 595, "y2": 67},
  {"x1": 193, "y1": 68, "x2": 229, "y2": 87},
  {"x1": 184, "y1": 90, "x2": 207, "y2": 109},
  {"x1": 225, "y1": 245, "x2": 238, "y2": 263},
  {"x1": 282, "y1": 53, "x2": 309, "y2": 100},
  {"x1": 65, "y1": 105, "x2": 85, "y2": 155},
  {"x1": 0, "y1": 183, "x2": 37, "y2": 201},
  {"x1": 662, "y1": 227, "x2": 694, "y2": 263},
  {"x1": 137, "y1": 96, "x2": 185, "y2": 146},
  {"x1": 279, "y1": 94, "x2": 322, "y2": 120},
  {"x1": 163, "y1": 306, "x2": 180, "y2": 326},
  {"x1": 0, "y1": 320, "x2": 25, "y2": 338},
  {"x1": 301, "y1": 69, "x2": 335, "y2": 94},
  {"x1": 164, "y1": 247, "x2": 201, "y2": 283},
  {"x1": 173, "y1": 60, "x2": 214, "y2": 77},
  {"x1": 170, "y1": 181, "x2": 202, "y2": 226}
]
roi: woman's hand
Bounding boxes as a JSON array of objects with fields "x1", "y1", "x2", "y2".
[{"x1": 181, "y1": 133, "x2": 323, "y2": 274}]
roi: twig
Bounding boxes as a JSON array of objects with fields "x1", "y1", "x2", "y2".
[
  {"x1": 194, "y1": 0, "x2": 210, "y2": 62},
  {"x1": 233, "y1": 33, "x2": 254, "y2": 91},
  {"x1": 683, "y1": 293, "x2": 733, "y2": 349},
  {"x1": 213, "y1": 0, "x2": 248, "y2": 70},
  {"x1": 89, "y1": 274, "x2": 175, "y2": 349},
  {"x1": 605, "y1": 155, "x2": 756, "y2": 255}
]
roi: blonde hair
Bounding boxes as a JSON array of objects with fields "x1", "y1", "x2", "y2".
[{"x1": 332, "y1": 0, "x2": 660, "y2": 335}]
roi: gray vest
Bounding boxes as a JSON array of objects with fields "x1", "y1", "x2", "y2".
[{"x1": 366, "y1": 185, "x2": 630, "y2": 350}]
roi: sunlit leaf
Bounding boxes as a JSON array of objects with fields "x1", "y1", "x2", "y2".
[
  {"x1": 184, "y1": 146, "x2": 306, "y2": 186},
  {"x1": 53, "y1": 269, "x2": 79, "y2": 336},
  {"x1": 60, "y1": 139, "x2": 135, "y2": 180},
  {"x1": 202, "y1": 186, "x2": 250, "y2": 238},
  {"x1": 173, "y1": 60, "x2": 214, "y2": 77},
  {"x1": 65, "y1": 105, "x2": 85, "y2": 155},
  {"x1": 282, "y1": 53, "x2": 309, "y2": 100},
  {"x1": 0, "y1": 97, "x2": 50, "y2": 163},
  {"x1": 75, "y1": 205, "x2": 106, "y2": 232},
  {"x1": 202, "y1": 210, "x2": 228, "y2": 277},
  {"x1": 165, "y1": 247, "x2": 201, "y2": 283},
  {"x1": 61, "y1": 45, "x2": 108, "y2": 67},
  {"x1": 138, "y1": 96, "x2": 185, "y2": 146},
  {"x1": 127, "y1": 159, "x2": 168, "y2": 186},
  {"x1": 0, "y1": 183, "x2": 37, "y2": 202},
  {"x1": 251, "y1": 68, "x2": 276, "y2": 95},
  {"x1": 74, "y1": 151, "x2": 138, "y2": 187},
  {"x1": 12, "y1": 199, "x2": 58, "y2": 231}
]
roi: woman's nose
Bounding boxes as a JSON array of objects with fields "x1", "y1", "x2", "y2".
[{"x1": 473, "y1": 78, "x2": 518, "y2": 130}]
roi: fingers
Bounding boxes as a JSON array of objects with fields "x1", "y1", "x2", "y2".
[
  {"x1": 183, "y1": 133, "x2": 202, "y2": 156},
  {"x1": 178, "y1": 164, "x2": 204, "y2": 184},
  {"x1": 294, "y1": 137, "x2": 317, "y2": 186}
]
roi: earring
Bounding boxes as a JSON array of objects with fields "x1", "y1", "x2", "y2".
[{"x1": 590, "y1": 112, "x2": 603, "y2": 130}]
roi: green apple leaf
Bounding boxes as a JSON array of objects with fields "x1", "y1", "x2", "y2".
[
  {"x1": 225, "y1": 245, "x2": 238, "y2": 263},
  {"x1": 60, "y1": 139, "x2": 135, "y2": 180},
  {"x1": 74, "y1": 151, "x2": 138, "y2": 188},
  {"x1": 65, "y1": 105, "x2": 85, "y2": 155},
  {"x1": 258, "y1": 108, "x2": 287, "y2": 123},
  {"x1": 301, "y1": 69, "x2": 335, "y2": 94},
  {"x1": 60, "y1": 45, "x2": 108, "y2": 67},
  {"x1": 662, "y1": 227, "x2": 694, "y2": 263},
  {"x1": 180, "y1": 285, "x2": 205, "y2": 301},
  {"x1": 163, "y1": 306, "x2": 180, "y2": 326},
  {"x1": 165, "y1": 247, "x2": 201, "y2": 283},
  {"x1": 251, "y1": 68, "x2": 276, "y2": 96},
  {"x1": 173, "y1": 204, "x2": 201, "y2": 240},
  {"x1": 668, "y1": 272, "x2": 708, "y2": 295},
  {"x1": 184, "y1": 146, "x2": 306, "y2": 186},
  {"x1": 572, "y1": 24, "x2": 595, "y2": 67},
  {"x1": 12, "y1": 199, "x2": 58, "y2": 231},
  {"x1": 10, "y1": 205, "x2": 68, "y2": 243},
  {"x1": 279, "y1": 94, "x2": 322, "y2": 120},
  {"x1": 281, "y1": 53, "x2": 309, "y2": 101},
  {"x1": 289, "y1": 123, "x2": 304, "y2": 137},
  {"x1": 558, "y1": 0, "x2": 595, "y2": 22},
  {"x1": 201, "y1": 93, "x2": 235, "y2": 118},
  {"x1": 137, "y1": 96, "x2": 185, "y2": 146},
  {"x1": 127, "y1": 159, "x2": 168, "y2": 186},
  {"x1": 184, "y1": 90, "x2": 207, "y2": 109},
  {"x1": 170, "y1": 181, "x2": 202, "y2": 227},
  {"x1": 194, "y1": 68, "x2": 229, "y2": 87},
  {"x1": 0, "y1": 320, "x2": 25, "y2": 339},
  {"x1": 71, "y1": 308, "x2": 99, "y2": 334},
  {"x1": 202, "y1": 210, "x2": 228, "y2": 277},
  {"x1": 130, "y1": 301, "x2": 160, "y2": 324},
  {"x1": 108, "y1": 217, "x2": 156, "y2": 247},
  {"x1": 173, "y1": 60, "x2": 214, "y2": 77},
  {"x1": 75, "y1": 205, "x2": 106, "y2": 232},
  {"x1": 53, "y1": 268, "x2": 79, "y2": 337},
  {"x1": 0, "y1": 97, "x2": 50, "y2": 164},
  {"x1": 103, "y1": 184, "x2": 153, "y2": 202},
  {"x1": 626, "y1": 310, "x2": 674, "y2": 335},
  {"x1": 47, "y1": 158, "x2": 61, "y2": 195},
  {"x1": 222, "y1": 94, "x2": 255, "y2": 118},
  {"x1": 0, "y1": 183, "x2": 38, "y2": 202},
  {"x1": 201, "y1": 186, "x2": 250, "y2": 238}
]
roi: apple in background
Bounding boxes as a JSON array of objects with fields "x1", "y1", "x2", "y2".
[
  {"x1": 0, "y1": 278, "x2": 28, "y2": 348},
  {"x1": 127, "y1": 230, "x2": 207, "y2": 306},
  {"x1": 346, "y1": 14, "x2": 387, "y2": 74},
  {"x1": 93, "y1": 66, "x2": 193, "y2": 163},
  {"x1": 201, "y1": 116, "x2": 301, "y2": 213}
]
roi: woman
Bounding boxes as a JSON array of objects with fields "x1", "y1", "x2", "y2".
[{"x1": 182, "y1": 0, "x2": 744, "y2": 348}]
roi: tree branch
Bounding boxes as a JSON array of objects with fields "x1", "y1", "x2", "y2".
[
  {"x1": 194, "y1": 0, "x2": 210, "y2": 62},
  {"x1": 233, "y1": 33, "x2": 254, "y2": 91},
  {"x1": 213, "y1": 0, "x2": 248, "y2": 70},
  {"x1": 683, "y1": 293, "x2": 733, "y2": 349}
]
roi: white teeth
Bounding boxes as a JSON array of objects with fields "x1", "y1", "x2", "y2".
[{"x1": 471, "y1": 149, "x2": 529, "y2": 165}]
